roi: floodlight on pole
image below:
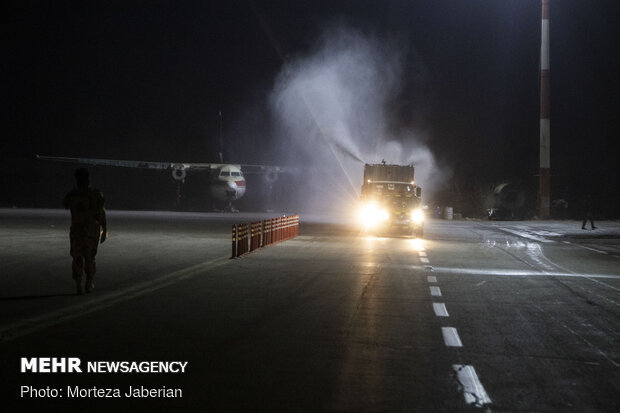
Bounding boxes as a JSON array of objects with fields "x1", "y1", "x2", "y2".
[{"x1": 538, "y1": 0, "x2": 551, "y2": 218}]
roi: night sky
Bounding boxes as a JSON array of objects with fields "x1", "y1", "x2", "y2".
[{"x1": 2, "y1": 1, "x2": 619, "y2": 216}]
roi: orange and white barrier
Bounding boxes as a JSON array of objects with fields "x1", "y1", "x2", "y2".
[{"x1": 232, "y1": 215, "x2": 299, "y2": 258}]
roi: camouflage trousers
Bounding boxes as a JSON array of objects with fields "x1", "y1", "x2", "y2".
[{"x1": 70, "y1": 236, "x2": 99, "y2": 280}]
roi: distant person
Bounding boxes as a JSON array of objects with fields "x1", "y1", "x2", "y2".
[
  {"x1": 63, "y1": 168, "x2": 107, "y2": 294},
  {"x1": 581, "y1": 194, "x2": 596, "y2": 230}
]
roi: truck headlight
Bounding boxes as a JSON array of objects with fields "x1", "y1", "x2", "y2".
[
  {"x1": 411, "y1": 208, "x2": 424, "y2": 224},
  {"x1": 359, "y1": 204, "x2": 389, "y2": 228}
]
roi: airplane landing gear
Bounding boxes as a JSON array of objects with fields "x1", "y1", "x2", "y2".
[
  {"x1": 176, "y1": 181, "x2": 182, "y2": 208},
  {"x1": 224, "y1": 201, "x2": 239, "y2": 213}
]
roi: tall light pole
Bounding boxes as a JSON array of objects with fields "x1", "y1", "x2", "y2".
[{"x1": 538, "y1": 0, "x2": 551, "y2": 218}]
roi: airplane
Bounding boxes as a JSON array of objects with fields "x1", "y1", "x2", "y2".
[{"x1": 35, "y1": 155, "x2": 284, "y2": 211}]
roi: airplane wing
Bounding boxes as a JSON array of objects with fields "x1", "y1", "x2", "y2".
[
  {"x1": 239, "y1": 164, "x2": 303, "y2": 183},
  {"x1": 35, "y1": 155, "x2": 226, "y2": 171},
  {"x1": 239, "y1": 164, "x2": 287, "y2": 174},
  {"x1": 36, "y1": 155, "x2": 294, "y2": 182}
]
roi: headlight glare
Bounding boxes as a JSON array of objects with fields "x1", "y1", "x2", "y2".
[
  {"x1": 412, "y1": 208, "x2": 424, "y2": 223},
  {"x1": 359, "y1": 204, "x2": 389, "y2": 228}
]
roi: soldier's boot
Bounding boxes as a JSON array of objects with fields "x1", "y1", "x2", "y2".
[
  {"x1": 76, "y1": 278, "x2": 84, "y2": 295},
  {"x1": 85, "y1": 275, "x2": 95, "y2": 293}
]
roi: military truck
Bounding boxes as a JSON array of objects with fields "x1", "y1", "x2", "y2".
[{"x1": 358, "y1": 162, "x2": 424, "y2": 237}]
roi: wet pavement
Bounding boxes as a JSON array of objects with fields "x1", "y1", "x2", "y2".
[{"x1": 1, "y1": 209, "x2": 618, "y2": 411}]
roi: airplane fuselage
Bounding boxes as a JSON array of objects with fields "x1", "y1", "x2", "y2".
[
  {"x1": 210, "y1": 164, "x2": 246, "y2": 202},
  {"x1": 35, "y1": 155, "x2": 277, "y2": 210}
]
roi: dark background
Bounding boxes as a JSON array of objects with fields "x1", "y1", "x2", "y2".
[{"x1": 2, "y1": 1, "x2": 618, "y2": 217}]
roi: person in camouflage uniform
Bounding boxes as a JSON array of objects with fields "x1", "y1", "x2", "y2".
[{"x1": 63, "y1": 168, "x2": 107, "y2": 294}]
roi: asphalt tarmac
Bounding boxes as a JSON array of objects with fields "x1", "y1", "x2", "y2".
[{"x1": 1, "y1": 209, "x2": 618, "y2": 412}]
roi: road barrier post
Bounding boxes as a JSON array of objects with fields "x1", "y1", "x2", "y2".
[
  {"x1": 250, "y1": 221, "x2": 261, "y2": 252},
  {"x1": 284, "y1": 216, "x2": 289, "y2": 239},
  {"x1": 238, "y1": 223, "x2": 248, "y2": 256},
  {"x1": 232, "y1": 225, "x2": 237, "y2": 258},
  {"x1": 250, "y1": 222, "x2": 254, "y2": 252},
  {"x1": 277, "y1": 217, "x2": 282, "y2": 242},
  {"x1": 261, "y1": 220, "x2": 266, "y2": 247},
  {"x1": 250, "y1": 222, "x2": 255, "y2": 252},
  {"x1": 231, "y1": 215, "x2": 299, "y2": 258}
]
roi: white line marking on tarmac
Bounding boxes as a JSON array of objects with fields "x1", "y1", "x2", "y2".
[
  {"x1": 453, "y1": 364, "x2": 492, "y2": 407},
  {"x1": 532, "y1": 304, "x2": 620, "y2": 367},
  {"x1": 430, "y1": 286, "x2": 442, "y2": 297},
  {"x1": 579, "y1": 276, "x2": 619, "y2": 293},
  {"x1": 427, "y1": 276, "x2": 437, "y2": 283},
  {"x1": 433, "y1": 303, "x2": 449, "y2": 317},
  {"x1": 442, "y1": 327, "x2": 462, "y2": 347},
  {"x1": 360, "y1": 262, "x2": 620, "y2": 280},
  {"x1": 536, "y1": 247, "x2": 620, "y2": 293},
  {"x1": 573, "y1": 244, "x2": 609, "y2": 255},
  {"x1": 559, "y1": 240, "x2": 618, "y2": 258},
  {"x1": 0, "y1": 256, "x2": 230, "y2": 343},
  {"x1": 420, "y1": 257, "x2": 430, "y2": 264},
  {"x1": 427, "y1": 266, "x2": 620, "y2": 280},
  {"x1": 531, "y1": 230, "x2": 562, "y2": 237},
  {"x1": 499, "y1": 228, "x2": 554, "y2": 243},
  {"x1": 418, "y1": 251, "x2": 427, "y2": 257}
]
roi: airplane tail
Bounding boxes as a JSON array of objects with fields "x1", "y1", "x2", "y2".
[{"x1": 218, "y1": 111, "x2": 224, "y2": 163}]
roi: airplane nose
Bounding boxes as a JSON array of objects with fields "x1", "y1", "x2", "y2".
[
  {"x1": 226, "y1": 181, "x2": 237, "y2": 193},
  {"x1": 225, "y1": 180, "x2": 245, "y2": 200}
]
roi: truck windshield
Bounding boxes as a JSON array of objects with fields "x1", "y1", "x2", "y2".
[{"x1": 369, "y1": 183, "x2": 413, "y2": 196}]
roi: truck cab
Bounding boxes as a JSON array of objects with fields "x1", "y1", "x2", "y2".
[{"x1": 358, "y1": 163, "x2": 424, "y2": 237}]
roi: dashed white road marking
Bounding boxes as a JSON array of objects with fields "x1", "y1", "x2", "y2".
[
  {"x1": 433, "y1": 302, "x2": 449, "y2": 317},
  {"x1": 413, "y1": 248, "x2": 491, "y2": 408},
  {"x1": 453, "y1": 364, "x2": 492, "y2": 407},
  {"x1": 430, "y1": 286, "x2": 442, "y2": 297},
  {"x1": 442, "y1": 327, "x2": 462, "y2": 347}
]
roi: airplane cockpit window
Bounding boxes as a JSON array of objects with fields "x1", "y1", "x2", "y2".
[
  {"x1": 220, "y1": 171, "x2": 230, "y2": 177},
  {"x1": 231, "y1": 172, "x2": 241, "y2": 177}
]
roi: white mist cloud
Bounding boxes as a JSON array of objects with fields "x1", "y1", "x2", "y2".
[{"x1": 269, "y1": 25, "x2": 445, "y2": 213}]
